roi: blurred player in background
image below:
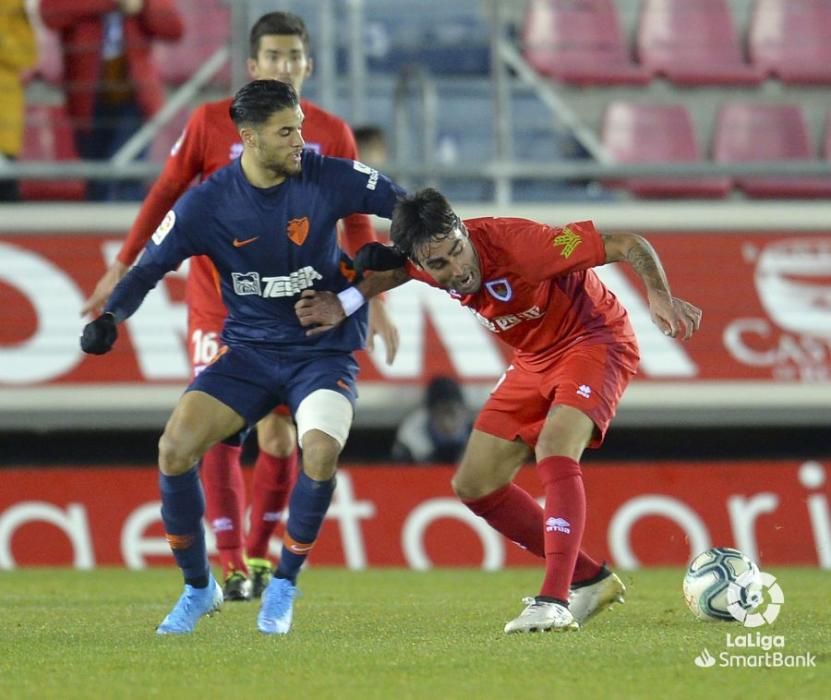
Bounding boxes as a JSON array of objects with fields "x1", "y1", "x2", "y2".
[
  {"x1": 81, "y1": 80, "x2": 406, "y2": 635},
  {"x1": 301, "y1": 187, "x2": 702, "y2": 634},
  {"x1": 82, "y1": 12, "x2": 399, "y2": 602},
  {"x1": 353, "y1": 124, "x2": 388, "y2": 169}
]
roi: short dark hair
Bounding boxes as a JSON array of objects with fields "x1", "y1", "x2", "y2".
[
  {"x1": 249, "y1": 11, "x2": 311, "y2": 58},
  {"x1": 229, "y1": 80, "x2": 299, "y2": 128},
  {"x1": 390, "y1": 188, "x2": 459, "y2": 261}
]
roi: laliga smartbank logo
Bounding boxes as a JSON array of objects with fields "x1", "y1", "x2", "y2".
[
  {"x1": 694, "y1": 573, "x2": 817, "y2": 669},
  {"x1": 726, "y1": 570, "x2": 783, "y2": 627}
]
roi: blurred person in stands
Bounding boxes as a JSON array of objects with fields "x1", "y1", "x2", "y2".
[
  {"x1": 302, "y1": 187, "x2": 702, "y2": 634},
  {"x1": 0, "y1": 0, "x2": 37, "y2": 201},
  {"x1": 353, "y1": 124, "x2": 388, "y2": 169},
  {"x1": 392, "y1": 375, "x2": 473, "y2": 463},
  {"x1": 40, "y1": 0, "x2": 183, "y2": 201},
  {"x1": 80, "y1": 79, "x2": 406, "y2": 635},
  {"x1": 81, "y1": 12, "x2": 400, "y2": 603}
]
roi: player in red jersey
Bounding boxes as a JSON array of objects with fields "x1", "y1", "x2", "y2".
[
  {"x1": 81, "y1": 12, "x2": 399, "y2": 601},
  {"x1": 298, "y1": 187, "x2": 702, "y2": 633}
]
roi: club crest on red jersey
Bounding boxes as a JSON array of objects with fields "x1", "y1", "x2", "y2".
[
  {"x1": 552, "y1": 226, "x2": 582, "y2": 258},
  {"x1": 287, "y1": 217, "x2": 310, "y2": 246},
  {"x1": 485, "y1": 278, "x2": 513, "y2": 302}
]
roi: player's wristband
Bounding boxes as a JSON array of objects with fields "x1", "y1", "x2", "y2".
[{"x1": 337, "y1": 287, "x2": 366, "y2": 317}]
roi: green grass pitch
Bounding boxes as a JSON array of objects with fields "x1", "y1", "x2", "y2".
[{"x1": 0, "y1": 567, "x2": 828, "y2": 699}]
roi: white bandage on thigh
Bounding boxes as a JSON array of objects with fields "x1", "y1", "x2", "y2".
[{"x1": 294, "y1": 389, "x2": 354, "y2": 448}]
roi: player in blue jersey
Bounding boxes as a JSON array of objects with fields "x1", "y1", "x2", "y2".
[{"x1": 80, "y1": 79, "x2": 405, "y2": 635}]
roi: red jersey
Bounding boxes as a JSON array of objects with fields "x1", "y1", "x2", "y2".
[
  {"x1": 117, "y1": 97, "x2": 376, "y2": 317},
  {"x1": 407, "y1": 218, "x2": 637, "y2": 371}
]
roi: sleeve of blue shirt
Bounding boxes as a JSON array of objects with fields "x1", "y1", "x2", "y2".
[
  {"x1": 105, "y1": 195, "x2": 204, "y2": 322},
  {"x1": 314, "y1": 154, "x2": 406, "y2": 221}
]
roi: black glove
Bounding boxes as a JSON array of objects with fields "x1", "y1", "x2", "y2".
[
  {"x1": 80, "y1": 313, "x2": 118, "y2": 355},
  {"x1": 354, "y1": 242, "x2": 407, "y2": 275}
]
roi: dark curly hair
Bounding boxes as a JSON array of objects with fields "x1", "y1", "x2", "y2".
[{"x1": 390, "y1": 188, "x2": 459, "y2": 262}]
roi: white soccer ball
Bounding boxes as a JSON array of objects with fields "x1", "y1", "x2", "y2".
[{"x1": 683, "y1": 547, "x2": 762, "y2": 622}]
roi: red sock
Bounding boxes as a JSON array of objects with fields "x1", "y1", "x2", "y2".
[
  {"x1": 463, "y1": 481, "x2": 603, "y2": 583},
  {"x1": 245, "y1": 449, "x2": 298, "y2": 559},
  {"x1": 537, "y1": 456, "x2": 586, "y2": 602},
  {"x1": 463, "y1": 483, "x2": 546, "y2": 557},
  {"x1": 200, "y1": 442, "x2": 247, "y2": 578}
]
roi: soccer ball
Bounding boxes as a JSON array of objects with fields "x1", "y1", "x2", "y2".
[{"x1": 683, "y1": 547, "x2": 761, "y2": 622}]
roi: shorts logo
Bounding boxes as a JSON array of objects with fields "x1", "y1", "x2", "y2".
[
  {"x1": 545, "y1": 517, "x2": 571, "y2": 534},
  {"x1": 485, "y1": 278, "x2": 513, "y2": 302},
  {"x1": 337, "y1": 378, "x2": 351, "y2": 393},
  {"x1": 208, "y1": 345, "x2": 229, "y2": 366},
  {"x1": 233, "y1": 271, "x2": 261, "y2": 295},
  {"x1": 287, "y1": 217, "x2": 310, "y2": 246},
  {"x1": 552, "y1": 226, "x2": 582, "y2": 258},
  {"x1": 576, "y1": 384, "x2": 592, "y2": 398},
  {"x1": 152, "y1": 210, "x2": 176, "y2": 245}
]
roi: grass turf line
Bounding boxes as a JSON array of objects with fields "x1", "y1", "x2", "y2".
[{"x1": 0, "y1": 567, "x2": 828, "y2": 699}]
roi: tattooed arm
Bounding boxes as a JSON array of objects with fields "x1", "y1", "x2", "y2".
[{"x1": 601, "y1": 233, "x2": 702, "y2": 340}]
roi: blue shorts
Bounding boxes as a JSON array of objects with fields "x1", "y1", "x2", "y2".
[{"x1": 187, "y1": 343, "x2": 359, "y2": 427}]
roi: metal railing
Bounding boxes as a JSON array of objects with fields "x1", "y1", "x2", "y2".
[
  {"x1": 5, "y1": 0, "x2": 831, "y2": 197},
  {"x1": 392, "y1": 66, "x2": 438, "y2": 189}
]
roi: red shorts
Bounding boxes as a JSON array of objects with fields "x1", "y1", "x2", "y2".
[
  {"x1": 475, "y1": 342, "x2": 639, "y2": 449},
  {"x1": 188, "y1": 311, "x2": 291, "y2": 418}
]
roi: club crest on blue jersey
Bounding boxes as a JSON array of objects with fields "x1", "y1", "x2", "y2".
[
  {"x1": 485, "y1": 278, "x2": 513, "y2": 302},
  {"x1": 287, "y1": 217, "x2": 310, "y2": 246}
]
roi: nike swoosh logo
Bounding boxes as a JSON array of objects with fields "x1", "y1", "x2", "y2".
[{"x1": 232, "y1": 236, "x2": 259, "y2": 248}]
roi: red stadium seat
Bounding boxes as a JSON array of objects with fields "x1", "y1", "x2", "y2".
[
  {"x1": 749, "y1": 0, "x2": 831, "y2": 84},
  {"x1": 601, "y1": 101, "x2": 731, "y2": 198},
  {"x1": 637, "y1": 0, "x2": 762, "y2": 85},
  {"x1": 522, "y1": 0, "x2": 649, "y2": 85},
  {"x1": 714, "y1": 102, "x2": 831, "y2": 198},
  {"x1": 19, "y1": 105, "x2": 86, "y2": 201},
  {"x1": 153, "y1": 0, "x2": 230, "y2": 86}
]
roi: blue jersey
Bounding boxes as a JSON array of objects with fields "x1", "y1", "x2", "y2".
[{"x1": 106, "y1": 151, "x2": 405, "y2": 353}]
